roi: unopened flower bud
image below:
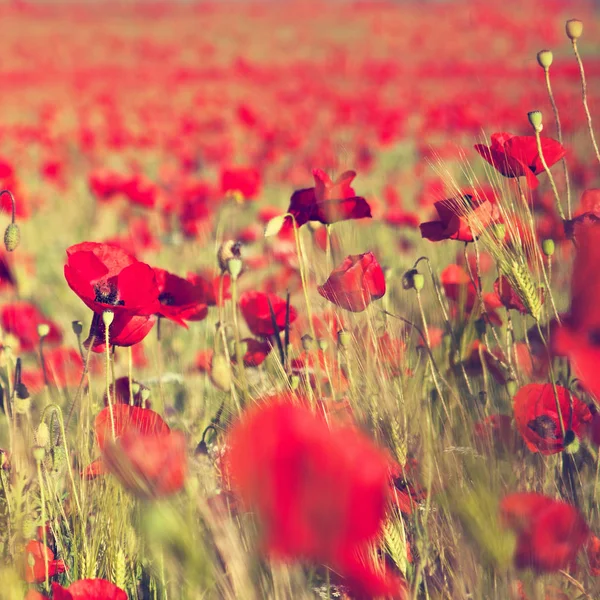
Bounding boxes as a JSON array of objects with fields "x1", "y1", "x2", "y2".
[
  {"x1": 37, "y1": 323, "x2": 50, "y2": 339},
  {"x1": 506, "y1": 379, "x2": 518, "y2": 397},
  {"x1": 542, "y1": 238, "x2": 555, "y2": 257},
  {"x1": 301, "y1": 334, "x2": 314, "y2": 351},
  {"x1": 102, "y1": 310, "x2": 115, "y2": 328},
  {"x1": 36, "y1": 423, "x2": 50, "y2": 448},
  {"x1": 565, "y1": 19, "x2": 583, "y2": 41},
  {"x1": 210, "y1": 354, "x2": 231, "y2": 392},
  {"x1": 217, "y1": 240, "x2": 241, "y2": 273},
  {"x1": 72, "y1": 320, "x2": 83, "y2": 335},
  {"x1": 3, "y1": 223, "x2": 19, "y2": 252},
  {"x1": 537, "y1": 49, "x2": 553, "y2": 70},
  {"x1": 227, "y1": 258, "x2": 243, "y2": 280},
  {"x1": 289, "y1": 375, "x2": 300, "y2": 390},
  {"x1": 318, "y1": 339, "x2": 329, "y2": 352},
  {"x1": 528, "y1": 111, "x2": 543, "y2": 133},
  {"x1": 337, "y1": 330, "x2": 351, "y2": 349}
]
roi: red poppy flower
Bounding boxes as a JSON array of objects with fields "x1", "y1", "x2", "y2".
[
  {"x1": 220, "y1": 166, "x2": 261, "y2": 200},
  {"x1": 0, "y1": 301, "x2": 62, "y2": 352},
  {"x1": 187, "y1": 272, "x2": 231, "y2": 306},
  {"x1": 42, "y1": 347, "x2": 84, "y2": 388},
  {"x1": 585, "y1": 534, "x2": 600, "y2": 576},
  {"x1": 494, "y1": 275, "x2": 545, "y2": 315},
  {"x1": 24, "y1": 540, "x2": 65, "y2": 583},
  {"x1": 318, "y1": 252, "x2": 386, "y2": 313},
  {"x1": 224, "y1": 399, "x2": 406, "y2": 598},
  {"x1": 86, "y1": 405, "x2": 187, "y2": 498},
  {"x1": 287, "y1": 169, "x2": 372, "y2": 227},
  {"x1": 84, "y1": 312, "x2": 156, "y2": 353},
  {"x1": 52, "y1": 579, "x2": 127, "y2": 600},
  {"x1": 563, "y1": 189, "x2": 600, "y2": 239},
  {"x1": 513, "y1": 383, "x2": 591, "y2": 455},
  {"x1": 552, "y1": 222, "x2": 600, "y2": 401},
  {"x1": 420, "y1": 193, "x2": 500, "y2": 242},
  {"x1": 231, "y1": 338, "x2": 272, "y2": 367},
  {"x1": 64, "y1": 242, "x2": 160, "y2": 317},
  {"x1": 239, "y1": 291, "x2": 297, "y2": 337},
  {"x1": 474, "y1": 132, "x2": 566, "y2": 190},
  {"x1": 500, "y1": 493, "x2": 589, "y2": 572},
  {"x1": 153, "y1": 267, "x2": 209, "y2": 325}
]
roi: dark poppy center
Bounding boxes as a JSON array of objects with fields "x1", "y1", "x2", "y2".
[
  {"x1": 588, "y1": 328, "x2": 600, "y2": 346},
  {"x1": 158, "y1": 292, "x2": 175, "y2": 306},
  {"x1": 527, "y1": 415, "x2": 560, "y2": 440},
  {"x1": 94, "y1": 281, "x2": 124, "y2": 306}
]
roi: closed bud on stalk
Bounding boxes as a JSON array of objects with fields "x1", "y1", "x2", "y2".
[
  {"x1": 412, "y1": 273, "x2": 425, "y2": 291},
  {"x1": 36, "y1": 423, "x2": 50, "y2": 448},
  {"x1": 337, "y1": 329, "x2": 351, "y2": 349},
  {"x1": 537, "y1": 49, "x2": 553, "y2": 69},
  {"x1": 301, "y1": 334, "x2": 314, "y2": 351},
  {"x1": 565, "y1": 19, "x2": 583, "y2": 41},
  {"x1": 542, "y1": 238, "x2": 555, "y2": 257},
  {"x1": 37, "y1": 323, "x2": 50, "y2": 339},
  {"x1": 289, "y1": 375, "x2": 300, "y2": 390},
  {"x1": 32, "y1": 445, "x2": 45, "y2": 462},
  {"x1": 528, "y1": 110, "x2": 543, "y2": 133},
  {"x1": 72, "y1": 320, "x2": 83, "y2": 335},
  {"x1": 318, "y1": 339, "x2": 328, "y2": 352},
  {"x1": 3, "y1": 223, "x2": 19, "y2": 252},
  {"x1": 506, "y1": 379, "x2": 518, "y2": 397},
  {"x1": 402, "y1": 268, "x2": 424, "y2": 290},
  {"x1": 217, "y1": 240, "x2": 241, "y2": 273},
  {"x1": 102, "y1": 310, "x2": 115, "y2": 328},
  {"x1": 210, "y1": 354, "x2": 231, "y2": 392},
  {"x1": 227, "y1": 258, "x2": 243, "y2": 280}
]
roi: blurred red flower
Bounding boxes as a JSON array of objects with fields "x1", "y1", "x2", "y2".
[
  {"x1": 420, "y1": 193, "x2": 500, "y2": 242},
  {"x1": 84, "y1": 312, "x2": 156, "y2": 353},
  {"x1": 239, "y1": 291, "x2": 297, "y2": 337},
  {"x1": 287, "y1": 169, "x2": 371, "y2": 227},
  {"x1": 24, "y1": 540, "x2": 65, "y2": 583},
  {"x1": 0, "y1": 301, "x2": 62, "y2": 352},
  {"x1": 513, "y1": 383, "x2": 591, "y2": 455},
  {"x1": 221, "y1": 166, "x2": 261, "y2": 200},
  {"x1": 474, "y1": 132, "x2": 566, "y2": 190},
  {"x1": 500, "y1": 493, "x2": 589, "y2": 572},
  {"x1": 52, "y1": 579, "x2": 127, "y2": 600},
  {"x1": 153, "y1": 267, "x2": 209, "y2": 325},
  {"x1": 494, "y1": 275, "x2": 544, "y2": 315},
  {"x1": 563, "y1": 188, "x2": 600, "y2": 239},
  {"x1": 318, "y1": 252, "x2": 386, "y2": 312},
  {"x1": 231, "y1": 338, "x2": 272, "y2": 367},
  {"x1": 224, "y1": 399, "x2": 406, "y2": 598},
  {"x1": 64, "y1": 242, "x2": 160, "y2": 317}
]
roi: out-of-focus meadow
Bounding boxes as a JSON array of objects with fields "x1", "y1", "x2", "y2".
[{"x1": 2, "y1": 0, "x2": 600, "y2": 599}]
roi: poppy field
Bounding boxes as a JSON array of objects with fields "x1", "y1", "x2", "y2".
[{"x1": 4, "y1": 0, "x2": 600, "y2": 598}]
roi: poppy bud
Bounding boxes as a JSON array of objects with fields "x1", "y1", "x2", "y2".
[
  {"x1": 210, "y1": 354, "x2": 231, "y2": 392},
  {"x1": 506, "y1": 379, "x2": 518, "y2": 397},
  {"x1": 289, "y1": 375, "x2": 300, "y2": 390},
  {"x1": 227, "y1": 258, "x2": 243, "y2": 280},
  {"x1": 542, "y1": 239, "x2": 555, "y2": 257},
  {"x1": 528, "y1": 111, "x2": 543, "y2": 133},
  {"x1": 3, "y1": 223, "x2": 19, "y2": 252},
  {"x1": 37, "y1": 323, "x2": 50, "y2": 339},
  {"x1": 217, "y1": 240, "x2": 241, "y2": 273},
  {"x1": 564, "y1": 430, "x2": 580, "y2": 454},
  {"x1": 565, "y1": 19, "x2": 583, "y2": 40},
  {"x1": 103, "y1": 310, "x2": 115, "y2": 328},
  {"x1": 32, "y1": 446, "x2": 45, "y2": 462},
  {"x1": 301, "y1": 334, "x2": 314, "y2": 351},
  {"x1": 337, "y1": 330, "x2": 351, "y2": 349},
  {"x1": 72, "y1": 320, "x2": 83, "y2": 335},
  {"x1": 537, "y1": 50, "x2": 553, "y2": 69},
  {"x1": 36, "y1": 423, "x2": 50, "y2": 448},
  {"x1": 412, "y1": 273, "x2": 425, "y2": 291},
  {"x1": 318, "y1": 339, "x2": 328, "y2": 352},
  {"x1": 140, "y1": 388, "x2": 151, "y2": 407}
]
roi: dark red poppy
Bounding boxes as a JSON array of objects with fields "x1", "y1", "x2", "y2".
[
  {"x1": 224, "y1": 399, "x2": 406, "y2": 598},
  {"x1": 103, "y1": 376, "x2": 150, "y2": 408},
  {"x1": 494, "y1": 275, "x2": 545, "y2": 315},
  {"x1": 420, "y1": 193, "x2": 500, "y2": 242},
  {"x1": 0, "y1": 251, "x2": 16, "y2": 290},
  {"x1": 153, "y1": 267, "x2": 209, "y2": 325},
  {"x1": 500, "y1": 493, "x2": 589, "y2": 572},
  {"x1": 474, "y1": 132, "x2": 566, "y2": 190},
  {"x1": 64, "y1": 242, "x2": 160, "y2": 317},
  {"x1": 52, "y1": 579, "x2": 127, "y2": 600},
  {"x1": 0, "y1": 301, "x2": 62, "y2": 352},
  {"x1": 564, "y1": 189, "x2": 600, "y2": 239},
  {"x1": 513, "y1": 383, "x2": 591, "y2": 455},
  {"x1": 239, "y1": 291, "x2": 297, "y2": 337},
  {"x1": 318, "y1": 252, "x2": 386, "y2": 313},
  {"x1": 24, "y1": 540, "x2": 65, "y2": 583},
  {"x1": 287, "y1": 169, "x2": 372, "y2": 227},
  {"x1": 84, "y1": 312, "x2": 156, "y2": 353},
  {"x1": 231, "y1": 338, "x2": 272, "y2": 367},
  {"x1": 585, "y1": 534, "x2": 600, "y2": 576},
  {"x1": 221, "y1": 166, "x2": 261, "y2": 200},
  {"x1": 86, "y1": 404, "x2": 186, "y2": 498},
  {"x1": 552, "y1": 222, "x2": 600, "y2": 401}
]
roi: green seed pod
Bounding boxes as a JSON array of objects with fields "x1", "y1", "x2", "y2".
[
  {"x1": 537, "y1": 49, "x2": 553, "y2": 69},
  {"x1": 37, "y1": 323, "x2": 50, "y2": 339},
  {"x1": 301, "y1": 334, "x2": 314, "y2": 351},
  {"x1": 318, "y1": 339, "x2": 329, "y2": 352},
  {"x1": 227, "y1": 258, "x2": 243, "y2": 280},
  {"x1": 412, "y1": 273, "x2": 425, "y2": 291},
  {"x1": 289, "y1": 375, "x2": 300, "y2": 390},
  {"x1": 210, "y1": 354, "x2": 231, "y2": 392},
  {"x1": 103, "y1": 310, "x2": 115, "y2": 327},
  {"x1": 565, "y1": 19, "x2": 583, "y2": 41},
  {"x1": 542, "y1": 238, "x2": 555, "y2": 257},
  {"x1": 528, "y1": 110, "x2": 543, "y2": 133},
  {"x1": 3, "y1": 223, "x2": 19, "y2": 252},
  {"x1": 506, "y1": 379, "x2": 518, "y2": 397},
  {"x1": 337, "y1": 330, "x2": 351, "y2": 349}
]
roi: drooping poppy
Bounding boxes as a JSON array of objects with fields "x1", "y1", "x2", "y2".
[
  {"x1": 287, "y1": 169, "x2": 372, "y2": 227},
  {"x1": 24, "y1": 540, "x2": 65, "y2": 583},
  {"x1": 239, "y1": 291, "x2": 297, "y2": 337},
  {"x1": 64, "y1": 242, "x2": 160, "y2": 317},
  {"x1": 500, "y1": 493, "x2": 589, "y2": 572},
  {"x1": 474, "y1": 132, "x2": 566, "y2": 190},
  {"x1": 153, "y1": 267, "x2": 209, "y2": 325},
  {"x1": 318, "y1": 252, "x2": 386, "y2": 313},
  {"x1": 224, "y1": 399, "x2": 406, "y2": 598},
  {"x1": 513, "y1": 383, "x2": 591, "y2": 455},
  {"x1": 52, "y1": 579, "x2": 127, "y2": 600}
]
